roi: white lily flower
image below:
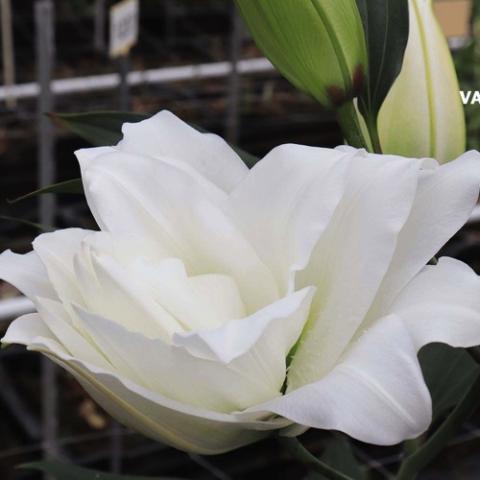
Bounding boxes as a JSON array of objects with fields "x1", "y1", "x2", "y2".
[
  {"x1": 2, "y1": 111, "x2": 480, "y2": 453},
  {"x1": 378, "y1": 0, "x2": 466, "y2": 163}
]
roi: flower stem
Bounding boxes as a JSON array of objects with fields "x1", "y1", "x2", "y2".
[
  {"x1": 396, "y1": 374, "x2": 480, "y2": 480},
  {"x1": 336, "y1": 101, "x2": 369, "y2": 150},
  {"x1": 403, "y1": 437, "x2": 423, "y2": 457},
  {"x1": 365, "y1": 113, "x2": 383, "y2": 154},
  {"x1": 279, "y1": 437, "x2": 354, "y2": 480}
]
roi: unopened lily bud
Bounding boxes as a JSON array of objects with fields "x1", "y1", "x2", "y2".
[
  {"x1": 378, "y1": 0, "x2": 466, "y2": 163},
  {"x1": 235, "y1": 0, "x2": 367, "y2": 109}
]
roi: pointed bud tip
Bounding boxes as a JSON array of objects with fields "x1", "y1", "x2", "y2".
[
  {"x1": 352, "y1": 64, "x2": 365, "y2": 95},
  {"x1": 326, "y1": 64, "x2": 365, "y2": 108},
  {"x1": 326, "y1": 86, "x2": 347, "y2": 107}
]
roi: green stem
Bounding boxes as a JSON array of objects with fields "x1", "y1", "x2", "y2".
[
  {"x1": 0, "y1": 215, "x2": 50, "y2": 232},
  {"x1": 403, "y1": 437, "x2": 423, "y2": 457},
  {"x1": 365, "y1": 113, "x2": 383, "y2": 154},
  {"x1": 336, "y1": 101, "x2": 369, "y2": 150},
  {"x1": 396, "y1": 374, "x2": 480, "y2": 480},
  {"x1": 279, "y1": 437, "x2": 354, "y2": 480}
]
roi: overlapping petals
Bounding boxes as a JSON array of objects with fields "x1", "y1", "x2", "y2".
[{"x1": 2, "y1": 111, "x2": 480, "y2": 452}]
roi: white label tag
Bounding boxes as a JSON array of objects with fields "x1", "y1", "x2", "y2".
[{"x1": 109, "y1": 0, "x2": 139, "y2": 58}]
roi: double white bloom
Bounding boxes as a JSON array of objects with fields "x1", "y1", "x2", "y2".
[{"x1": 2, "y1": 112, "x2": 480, "y2": 454}]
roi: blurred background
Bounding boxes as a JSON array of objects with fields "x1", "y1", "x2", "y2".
[{"x1": 1, "y1": 1, "x2": 480, "y2": 479}]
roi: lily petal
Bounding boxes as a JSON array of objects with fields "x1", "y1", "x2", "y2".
[
  {"x1": 174, "y1": 287, "x2": 315, "y2": 389},
  {"x1": 289, "y1": 151, "x2": 421, "y2": 387},
  {"x1": 391, "y1": 257, "x2": 480, "y2": 350},
  {"x1": 118, "y1": 110, "x2": 248, "y2": 192},
  {"x1": 3, "y1": 311, "x2": 289, "y2": 454},
  {"x1": 81, "y1": 251, "x2": 181, "y2": 340},
  {"x1": 0, "y1": 250, "x2": 55, "y2": 301},
  {"x1": 78, "y1": 149, "x2": 279, "y2": 312},
  {"x1": 249, "y1": 315, "x2": 431, "y2": 446},
  {"x1": 368, "y1": 151, "x2": 480, "y2": 321},
  {"x1": 35, "y1": 297, "x2": 109, "y2": 367},
  {"x1": 63, "y1": 355, "x2": 285, "y2": 455},
  {"x1": 2, "y1": 312, "x2": 54, "y2": 346},
  {"x1": 74, "y1": 305, "x2": 283, "y2": 412},
  {"x1": 228, "y1": 144, "x2": 351, "y2": 293},
  {"x1": 32, "y1": 228, "x2": 94, "y2": 304},
  {"x1": 130, "y1": 257, "x2": 246, "y2": 332}
]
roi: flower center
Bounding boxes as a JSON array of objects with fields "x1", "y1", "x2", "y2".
[{"x1": 71, "y1": 232, "x2": 247, "y2": 341}]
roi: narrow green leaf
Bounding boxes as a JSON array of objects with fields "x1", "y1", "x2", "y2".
[
  {"x1": 419, "y1": 343, "x2": 480, "y2": 422},
  {"x1": 8, "y1": 179, "x2": 83, "y2": 204},
  {"x1": 49, "y1": 111, "x2": 148, "y2": 146},
  {"x1": 305, "y1": 435, "x2": 365, "y2": 480},
  {"x1": 0, "y1": 215, "x2": 50, "y2": 231},
  {"x1": 356, "y1": 0, "x2": 409, "y2": 120},
  {"x1": 280, "y1": 437, "x2": 354, "y2": 480},
  {"x1": 20, "y1": 461, "x2": 184, "y2": 480},
  {"x1": 232, "y1": 146, "x2": 259, "y2": 168},
  {"x1": 396, "y1": 374, "x2": 480, "y2": 479}
]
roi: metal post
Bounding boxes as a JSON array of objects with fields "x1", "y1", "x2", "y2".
[
  {"x1": 36, "y1": 0, "x2": 55, "y2": 226},
  {"x1": 164, "y1": 0, "x2": 176, "y2": 47},
  {"x1": 0, "y1": 363, "x2": 42, "y2": 440},
  {"x1": 226, "y1": 6, "x2": 243, "y2": 145},
  {"x1": 118, "y1": 54, "x2": 130, "y2": 111},
  {"x1": 110, "y1": 421, "x2": 123, "y2": 473},
  {"x1": 94, "y1": 0, "x2": 106, "y2": 53},
  {"x1": 1, "y1": 0, "x2": 16, "y2": 108},
  {"x1": 35, "y1": 1, "x2": 57, "y2": 476}
]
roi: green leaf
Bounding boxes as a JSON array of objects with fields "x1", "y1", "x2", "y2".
[
  {"x1": 305, "y1": 435, "x2": 365, "y2": 480},
  {"x1": 0, "y1": 215, "x2": 50, "y2": 231},
  {"x1": 419, "y1": 343, "x2": 480, "y2": 422},
  {"x1": 50, "y1": 111, "x2": 148, "y2": 146},
  {"x1": 356, "y1": 0, "x2": 409, "y2": 120},
  {"x1": 8, "y1": 179, "x2": 83, "y2": 204},
  {"x1": 20, "y1": 461, "x2": 185, "y2": 480},
  {"x1": 396, "y1": 374, "x2": 480, "y2": 479},
  {"x1": 281, "y1": 437, "x2": 354, "y2": 480},
  {"x1": 232, "y1": 146, "x2": 259, "y2": 168}
]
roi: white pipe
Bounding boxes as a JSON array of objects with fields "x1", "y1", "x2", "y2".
[{"x1": 0, "y1": 57, "x2": 274, "y2": 101}]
